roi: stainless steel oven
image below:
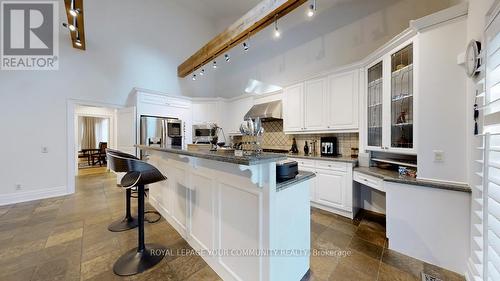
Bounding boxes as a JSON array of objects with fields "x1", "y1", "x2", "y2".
[
  {"x1": 192, "y1": 124, "x2": 216, "y2": 144},
  {"x1": 167, "y1": 119, "x2": 183, "y2": 147}
]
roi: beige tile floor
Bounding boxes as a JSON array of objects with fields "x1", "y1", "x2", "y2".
[{"x1": 0, "y1": 172, "x2": 465, "y2": 281}]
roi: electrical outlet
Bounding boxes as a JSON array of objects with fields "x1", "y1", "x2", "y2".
[
  {"x1": 433, "y1": 150, "x2": 444, "y2": 162},
  {"x1": 41, "y1": 146, "x2": 48, "y2": 153},
  {"x1": 15, "y1": 184, "x2": 22, "y2": 190}
]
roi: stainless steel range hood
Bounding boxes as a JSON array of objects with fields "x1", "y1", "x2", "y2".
[{"x1": 243, "y1": 100, "x2": 282, "y2": 121}]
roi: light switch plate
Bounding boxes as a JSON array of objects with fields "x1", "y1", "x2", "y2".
[{"x1": 433, "y1": 150, "x2": 444, "y2": 162}]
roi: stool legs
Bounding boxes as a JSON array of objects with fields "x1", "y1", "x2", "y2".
[
  {"x1": 113, "y1": 185, "x2": 166, "y2": 276},
  {"x1": 108, "y1": 189, "x2": 138, "y2": 232}
]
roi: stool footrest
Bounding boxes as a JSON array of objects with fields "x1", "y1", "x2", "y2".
[{"x1": 113, "y1": 244, "x2": 166, "y2": 276}]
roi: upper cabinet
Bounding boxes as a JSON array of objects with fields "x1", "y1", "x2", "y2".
[
  {"x1": 283, "y1": 83, "x2": 305, "y2": 132},
  {"x1": 328, "y1": 71, "x2": 359, "y2": 130},
  {"x1": 365, "y1": 39, "x2": 416, "y2": 154},
  {"x1": 225, "y1": 96, "x2": 254, "y2": 135},
  {"x1": 283, "y1": 70, "x2": 359, "y2": 133},
  {"x1": 304, "y1": 77, "x2": 327, "y2": 130},
  {"x1": 192, "y1": 101, "x2": 221, "y2": 125}
]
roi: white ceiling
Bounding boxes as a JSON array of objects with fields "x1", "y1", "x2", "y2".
[{"x1": 174, "y1": 0, "x2": 261, "y2": 22}]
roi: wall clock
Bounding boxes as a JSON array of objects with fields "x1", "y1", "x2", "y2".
[{"x1": 466, "y1": 40, "x2": 482, "y2": 77}]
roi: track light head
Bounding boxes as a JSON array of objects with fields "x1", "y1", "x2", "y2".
[
  {"x1": 69, "y1": 8, "x2": 80, "y2": 17},
  {"x1": 273, "y1": 15, "x2": 280, "y2": 38},
  {"x1": 243, "y1": 42, "x2": 249, "y2": 52},
  {"x1": 225, "y1": 54, "x2": 230, "y2": 62},
  {"x1": 199, "y1": 69, "x2": 205, "y2": 76},
  {"x1": 307, "y1": 6, "x2": 315, "y2": 17},
  {"x1": 62, "y1": 22, "x2": 76, "y2": 32},
  {"x1": 192, "y1": 74, "x2": 197, "y2": 81},
  {"x1": 307, "y1": 0, "x2": 316, "y2": 18},
  {"x1": 274, "y1": 29, "x2": 281, "y2": 38},
  {"x1": 75, "y1": 40, "x2": 82, "y2": 47},
  {"x1": 212, "y1": 61, "x2": 217, "y2": 69}
]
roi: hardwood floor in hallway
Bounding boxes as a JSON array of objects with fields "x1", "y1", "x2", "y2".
[{"x1": 0, "y1": 172, "x2": 464, "y2": 281}]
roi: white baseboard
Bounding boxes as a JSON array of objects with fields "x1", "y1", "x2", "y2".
[
  {"x1": 0, "y1": 186, "x2": 69, "y2": 206},
  {"x1": 311, "y1": 202, "x2": 354, "y2": 219}
]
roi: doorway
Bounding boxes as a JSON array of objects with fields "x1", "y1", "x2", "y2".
[{"x1": 75, "y1": 105, "x2": 116, "y2": 176}]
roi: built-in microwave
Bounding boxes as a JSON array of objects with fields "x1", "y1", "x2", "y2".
[{"x1": 192, "y1": 124, "x2": 216, "y2": 144}]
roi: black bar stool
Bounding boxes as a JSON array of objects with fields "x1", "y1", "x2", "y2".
[
  {"x1": 107, "y1": 152, "x2": 168, "y2": 276},
  {"x1": 106, "y1": 149, "x2": 139, "y2": 232}
]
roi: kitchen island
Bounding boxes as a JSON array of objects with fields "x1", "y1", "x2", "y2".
[{"x1": 137, "y1": 145, "x2": 315, "y2": 281}]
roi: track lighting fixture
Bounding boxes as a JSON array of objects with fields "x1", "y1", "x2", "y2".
[
  {"x1": 212, "y1": 60, "x2": 217, "y2": 69},
  {"x1": 243, "y1": 42, "x2": 249, "y2": 52},
  {"x1": 225, "y1": 53, "x2": 230, "y2": 62},
  {"x1": 192, "y1": 74, "x2": 197, "y2": 81},
  {"x1": 307, "y1": 0, "x2": 316, "y2": 17},
  {"x1": 199, "y1": 68, "x2": 205, "y2": 76},
  {"x1": 274, "y1": 15, "x2": 281, "y2": 38}
]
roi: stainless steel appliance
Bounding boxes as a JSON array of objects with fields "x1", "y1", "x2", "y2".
[
  {"x1": 140, "y1": 116, "x2": 182, "y2": 156},
  {"x1": 192, "y1": 124, "x2": 217, "y2": 144},
  {"x1": 321, "y1": 137, "x2": 339, "y2": 157},
  {"x1": 244, "y1": 100, "x2": 282, "y2": 121}
]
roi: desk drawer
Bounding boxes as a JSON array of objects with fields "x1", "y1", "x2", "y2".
[{"x1": 354, "y1": 171, "x2": 384, "y2": 192}]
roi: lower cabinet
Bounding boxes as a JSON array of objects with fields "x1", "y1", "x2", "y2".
[
  {"x1": 290, "y1": 158, "x2": 354, "y2": 218},
  {"x1": 315, "y1": 168, "x2": 346, "y2": 210}
]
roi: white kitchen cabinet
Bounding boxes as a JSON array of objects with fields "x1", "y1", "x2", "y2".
[
  {"x1": 225, "y1": 96, "x2": 254, "y2": 135},
  {"x1": 315, "y1": 169, "x2": 346, "y2": 210},
  {"x1": 304, "y1": 77, "x2": 328, "y2": 130},
  {"x1": 283, "y1": 83, "x2": 304, "y2": 132},
  {"x1": 283, "y1": 72, "x2": 359, "y2": 133},
  {"x1": 289, "y1": 158, "x2": 354, "y2": 218},
  {"x1": 327, "y1": 71, "x2": 359, "y2": 130},
  {"x1": 365, "y1": 38, "x2": 417, "y2": 154},
  {"x1": 192, "y1": 101, "x2": 220, "y2": 124}
]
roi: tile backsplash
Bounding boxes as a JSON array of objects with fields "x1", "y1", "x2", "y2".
[{"x1": 260, "y1": 120, "x2": 359, "y2": 156}]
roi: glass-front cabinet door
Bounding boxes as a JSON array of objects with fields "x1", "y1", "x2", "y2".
[
  {"x1": 367, "y1": 62, "x2": 383, "y2": 147},
  {"x1": 390, "y1": 43, "x2": 413, "y2": 149},
  {"x1": 365, "y1": 39, "x2": 416, "y2": 153}
]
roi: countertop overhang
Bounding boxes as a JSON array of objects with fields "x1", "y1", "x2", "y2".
[
  {"x1": 137, "y1": 145, "x2": 287, "y2": 165},
  {"x1": 354, "y1": 166, "x2": 471, "y2": 193}
]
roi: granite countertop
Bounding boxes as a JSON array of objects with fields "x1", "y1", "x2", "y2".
[
  {"x1": 286, "y1": 153, "x2": 359, "y2": 164},
  {"x1": 276, "y1": 171, "x2": 316, "y2": 192},
  {"x1": 137, "y1": 145, "x2": 287, "y2": 165},
  {"x1": 354, "y1": 166, "x2": 471, "y2": 193}
]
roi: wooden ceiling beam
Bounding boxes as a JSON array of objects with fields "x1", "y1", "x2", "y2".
[{"x1": 177, "y1": 0, "x2": 308, "y2": 78}]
